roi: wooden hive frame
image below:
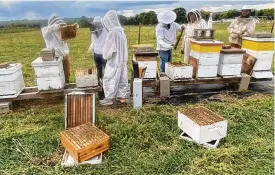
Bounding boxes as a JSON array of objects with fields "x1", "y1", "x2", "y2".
[
  {"x1": 60, "y1": 23, "x2": 78, "y2": 41},
  {"x1": 64, "y1": 92, "x2": 96, "y2": 129},
  {"x1": 61, "y1": 123, "x2": 110, "y2": 163}
]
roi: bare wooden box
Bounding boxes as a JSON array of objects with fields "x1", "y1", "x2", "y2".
[
  {"x1": 75, "y1": 68, "x2": 98, "y2": 88},
  {"x1": 61, "y1": 123, "x2": 110, "y2": 163},
  {"x1": 40, "y1": 48, "x2": 55, "y2": 61}
]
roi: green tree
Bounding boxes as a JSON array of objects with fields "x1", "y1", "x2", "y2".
[
  {"x1": 118, "y1": 15, "x2": 127, "y2": 25},
  {"x1": 173, "y1": 7, "x2": 186, "y2": 23}
]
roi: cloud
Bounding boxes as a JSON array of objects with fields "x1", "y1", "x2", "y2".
[
  {"x1": 23, "y1": 11, "x2": 41, "y2": 20},
  {"x1": 118, "y1": 10, "x2": 136, "y2": 17},
  {"x1": 201, "y1": 3, "x2": 274, "y2": 12}
]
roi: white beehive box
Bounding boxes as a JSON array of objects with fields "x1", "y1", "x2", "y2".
[
  {"x1": 136, "y1": 61, "x2": 157, "y2": 79},
  {"x1": 178, "y1": 107, "x2": 227, "y2": 144},
  {"x1": 197, "y1": 65, "x2": 218, "y2": 78},
  {"x1": 190, "y1": 52, "x2": 220, "y2": 65},
  {"x1": 165, "y1": 62, "x2": 193, "y2": 80},
  {"x1": 31, "y1": 57, "x2": 65, "y2": 91},
  {"x1": 253, "y1": 57, "x2": 273, "y2": 71},
  {"x1": 0, "y1": 63, "x2": 25, "y2": 98},
  {"x1": 219, "y1": 47, "x2": 245, "y2": 64},
  {"x1": 75, "y1": 69, "x2": 98, "y2": 88},
  {"x1": 133, "y1": 52, "x2": 158, "y2": 79},
  {"x1": 218, "y1": 64, "x2": 242, "y2": 76}
]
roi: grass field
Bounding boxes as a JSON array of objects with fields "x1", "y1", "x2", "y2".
[{"x1": 0, "y1": 23, "x2": 274, "y2": 175}]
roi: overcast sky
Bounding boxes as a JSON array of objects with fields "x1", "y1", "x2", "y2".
[{"x1": 0, "y1": 0, "x2": 273, "y2": 21}]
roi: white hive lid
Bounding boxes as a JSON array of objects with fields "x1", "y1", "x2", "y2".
[
  {"x1": 31, "y1": 57, "x2": 63, "y2": 67},
  {"x1": 0, "y1": 63, "x2": 22, "y2": 75}
]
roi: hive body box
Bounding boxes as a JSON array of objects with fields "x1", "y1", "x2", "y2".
[
  {"x1": 178, "y1": 107, "x2": 227, "y2": 145},
  {"x1": 61, "y1": 123, "x2": 110, "y2": 163},
  {"x1": 75, "y1": 69, "x2": 98, "y2": 88},
  {"x1": 165, "y1": 63, "x2": 193, "y2": 80},
  {"x1": 0, "y1": 63, "x2": 25, "y2": 98},
  {"x1": 133, "y1": 52, "x2": 158, "y2": 79},
  {"x1": 32, "y1": 57, "x2": 65, "y2": 91},
  {"x1": 190, "y1": 40, "x2": 223, "y2": 78},
  {"x1": 218, "y1": 48, "x2": 245, "y2": 76},
  {"x1": 65, "y1": 92, "x2": 96, "y2": 128},
  {"x1": 242, "y1": 37, "x2": 274, "y2": 71}
]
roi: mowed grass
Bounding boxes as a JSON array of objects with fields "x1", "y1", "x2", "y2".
[{"x1": 0, "y1": 23, "x2": 274, "y2": 174}]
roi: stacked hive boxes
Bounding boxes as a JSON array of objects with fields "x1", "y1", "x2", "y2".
[
  {"x1": 0, "y1": 63, "x2": 25, "y2": 98},
  {"x1": 31, "y1": 57, "x2": 65, "y2": 91},
  {"x1": 190, "y1": 40, "x2": 223, "y2": 78},
  {"x1": 132, "y1": 44, "x2": 158, "y2": 79},
  {"x1": 218, "y1": 47, "x2": 245, "y2": 76},
  {"x1": 242, "y1": 36, "x2": 274, "y2": 78}
]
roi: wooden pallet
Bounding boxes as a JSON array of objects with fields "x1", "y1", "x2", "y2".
[
  {"x1": 0, "y1": 83, "x2": 100, "y2": 103},
  {"x1": 61, "y1": 123, "x2": 110, "y2": 163}
]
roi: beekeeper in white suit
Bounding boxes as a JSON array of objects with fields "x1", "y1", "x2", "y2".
[
  {"x1": 41, "y1": 13, "x2": 75, "y2": 83},
  {"x1": 99, "y1": 10, "x2": 128, "y2": 106},
  {"x1": 156, "y1": 10, "x2": 184, "y2": 72},
  {"x1": 87, "y1": 16, "x2": 108, "y2": 100},
  {"x1": 181, "y1": 9, "x2": 211, "y2": 64},
  {"x1": 228, "y1": 5, "x2": 256, "y2": 48}
]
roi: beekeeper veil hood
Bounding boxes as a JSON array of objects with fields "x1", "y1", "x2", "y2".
[
  {"x1": 102, "y1": 10, "x2": 123, "y2": 32},
  {"x1": 89, "y1": 16, "x2": 104, "y2": 34},
  {"x1": 157, "y1": 10, "x2": 177, "y2": 25},
  {"x1": 187, "y1": 9, "x2": 201, "y2": 23},
  {"x1": 48, "y1": 13, "x2": 66, "y2": 26}
]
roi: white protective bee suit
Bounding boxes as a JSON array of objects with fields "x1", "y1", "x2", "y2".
[
  {"x1": 41, "y1": 13, "x2": 69, "y2": 57},
  {"x1": 102, "y1": 10, "x2": 128, "y2": 100},
  {"x1": 181, "y1": 9, "x2": 210, "y2": 63},
  {"x1": 228, "y1": 6, "x2": 256, "y2": 47},
  {"x1": 88, "y1": 16, "x2": 108, "y2": 55}
]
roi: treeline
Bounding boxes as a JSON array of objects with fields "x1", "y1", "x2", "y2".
[{"x1": 0, "y1": 8, "x2": 273, "y2": 28}]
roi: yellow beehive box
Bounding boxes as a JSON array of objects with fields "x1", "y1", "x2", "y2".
[
  {"x1": 242, "y1": 37, "x2": 274, "y2": 71},
  {"x1": 190, "y1": 40, "x2": 223, "y2": 53},
  {"x1": 242, "y1": 37, "x2": 274, "y2": 52}
]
